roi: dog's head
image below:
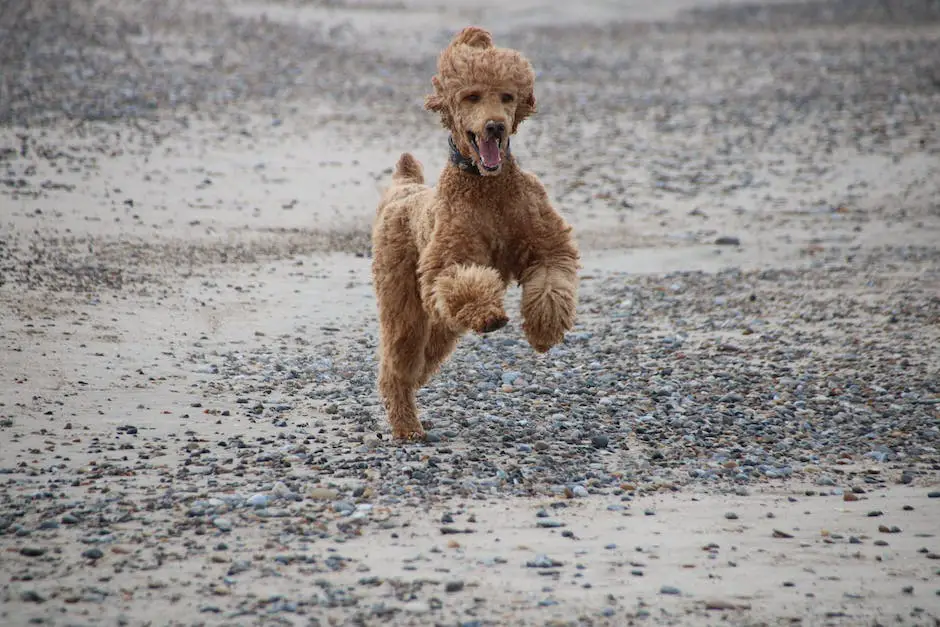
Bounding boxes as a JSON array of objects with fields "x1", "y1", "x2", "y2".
[{"x1": 425, "y1": 27, "x2": 537, "y2": 176}]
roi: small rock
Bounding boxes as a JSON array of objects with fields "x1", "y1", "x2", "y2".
[
  {"x1": 333, "y1": 501, "x2": 355, "y2": 514},
  {"x1": 20, "y1": 547, "x2": 45, "y2": 557},
  {"x1": 247, "y1": 494, "x2": 269, "y2": 508},
  {"x1": 714, "y1": 236, "x2": 741, "y2": 246},
  {"x1": 82, "y1": 548, "x2": 104, "y2": 560},
  {"x1": 445, "y1": 581, "x2": 465, "y2": 593},
  {"x1": 307, "y1": 487, "x2": 339, "y2": 500},
  {"x1": 705, "y1": 599, "x2": 742, "y2": 610},
  {"x1": 404, "y1": 600, "x2": 430, "y2": 615},
  {"x1": 724, "y1": 512, "x2": 739, "y2": 520},
  {"x1": 227, "y1": 560, "x2": 251, "y2": 576},
  {"x1": 527, "y1": 554, "x2": 563, "y2": 568},
  {"x1": 212, "y1": 517, "x2": 233, "y2": 532},
  {"x1": 772, "y1": 529, "x2": 794, "y2": 539},
  {"x1": 590, "y1": 435, "x2": 609, "y2": 449},
  {"x1": 660, "y1": 585, "x2": 681, "y2": 595}
]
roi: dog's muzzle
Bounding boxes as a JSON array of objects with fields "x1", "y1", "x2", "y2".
[{"x1": 468, "y1": 120, "x2": 507, "y2": 172}]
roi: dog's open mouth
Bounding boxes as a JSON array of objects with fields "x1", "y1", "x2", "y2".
[{"x1": 468, "y1": 132, "x2": 501, "y2": 172}]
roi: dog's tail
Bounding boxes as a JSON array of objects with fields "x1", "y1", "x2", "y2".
[{"x1": 392, "y1": 153, "x2": 425, "y2": 185}]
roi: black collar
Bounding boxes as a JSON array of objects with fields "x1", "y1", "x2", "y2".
[{"x1": 448, "y1": 135, "x2": 510, "y2": 176}]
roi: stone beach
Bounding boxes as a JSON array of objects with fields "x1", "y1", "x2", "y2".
[{"x1": 1, "y1": 0, "x2": 939, "y2": 624}]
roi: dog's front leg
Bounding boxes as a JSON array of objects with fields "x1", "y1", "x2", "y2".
[
  {"x1": 418, "y1": 237, "x2": 508, "y2": 334},
  {"x1": 520, "y1": 222, "x2": 580, "y2": 354}
]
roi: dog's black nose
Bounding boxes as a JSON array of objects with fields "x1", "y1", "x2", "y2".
[{"x1": 485, "y1": 120, "x2": 506, "y2": 137}]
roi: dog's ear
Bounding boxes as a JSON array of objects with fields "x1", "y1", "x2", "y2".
[
  {"x1": 511, "y1": 92, "x2": 537, "y2": 134},
  {"x1": 425, "y1": 76, "x2": 454, "y2": 129},
  {"x1": 424, "y1": 78, "x2": 444, "y2": 113},
  {"x1": 450, "y1": 26, "x2": 493, "y2": 50}
]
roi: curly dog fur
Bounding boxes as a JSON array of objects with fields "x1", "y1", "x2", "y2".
[{"x1": 371, "y1": 26, "x2": 580, "y2": 440}]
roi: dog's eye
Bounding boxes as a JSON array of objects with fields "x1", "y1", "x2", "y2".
[
  {"x1": 464, "y1": 93, "x2": 481, "y2": 103},
  {"x1": 501, "y1": 93, "x2": 515, "y2": 103}
]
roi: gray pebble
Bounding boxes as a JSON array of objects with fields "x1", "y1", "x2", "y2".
[
  {"x1": 333, "y1": 501, "x2": 355, "y2": 514},
  {"x1": 527, "y1": 554, "x2": 563, "y2": 568},
  {"x1": 227, "y1": 560, "x2": 251, "y2": 576},
  {"x1": 212, "y1": 517, "x2": 233, "y2": 532},
  {"x1": 247, "y1": 493, "x2": 270, "y2": 508}
]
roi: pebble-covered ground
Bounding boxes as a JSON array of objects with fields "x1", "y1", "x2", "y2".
[{"x1": 1, "y1": 0, "x2": 939, "y2": 625}]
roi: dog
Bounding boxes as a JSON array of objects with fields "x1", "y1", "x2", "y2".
[{"x1": 371, "y1": 26, "x2": 580, "y2": 440}]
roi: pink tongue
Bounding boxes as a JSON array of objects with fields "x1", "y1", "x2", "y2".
[{"x1": 479, "y1": 137, "x2": 501, "y2": 167}]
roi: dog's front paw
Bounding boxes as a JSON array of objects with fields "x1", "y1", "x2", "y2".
[
  {"x1": 523, "y1": 320, "x2": 564, "y2": 353},
  {"x1": 475, "y1": 313, "x2": 509, "y2": 334}
]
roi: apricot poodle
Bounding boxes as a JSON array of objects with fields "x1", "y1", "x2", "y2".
[{"x1": 371, "y1": 26, "x2": 580, "y2": 440}]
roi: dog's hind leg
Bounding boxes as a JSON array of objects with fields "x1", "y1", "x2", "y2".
[{"x1": 373, "y1": 241, "x2": 429, "y2": 440}]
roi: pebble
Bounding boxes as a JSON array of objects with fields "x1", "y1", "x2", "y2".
[
  {"x1": 20, "y1": 547, "x2": 46, "y2": 557},
  {"x1": 247, "y1": 494, "x2": 270, "y2": 508},
  {"x1": 308, "y1": 487, "x2": 339, "y2": 500},
  {"x1": 445, "y1": 581, "x2": 465, "y2": 593},
  {"x1": 333, "y1": 501, "x2": 356, "y2": 514},
  {"x1": 660, "y1": 586, "x2": 682, "y2": 595},
  {"x1": 404, "y1": 600, "x2": 430, "y2": 615},
  {"x1": 590, "y1": 434, "x2": 609, "y2": 449},
  {"x1": 82, "y1": 548, "x2": 104, "y2": 560},
  {"x1": 212, "y1": 517, "x2": 233, "y2": 532},
  {"x1": 527, "y1": 555, "x2": 563, "y2": 568},
  {"x1": 724, "y1": 512, "x2": 739, "y2": 520},
  {"x1": 227, "y1": 560, "x2": 251, "y2": 576}
]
